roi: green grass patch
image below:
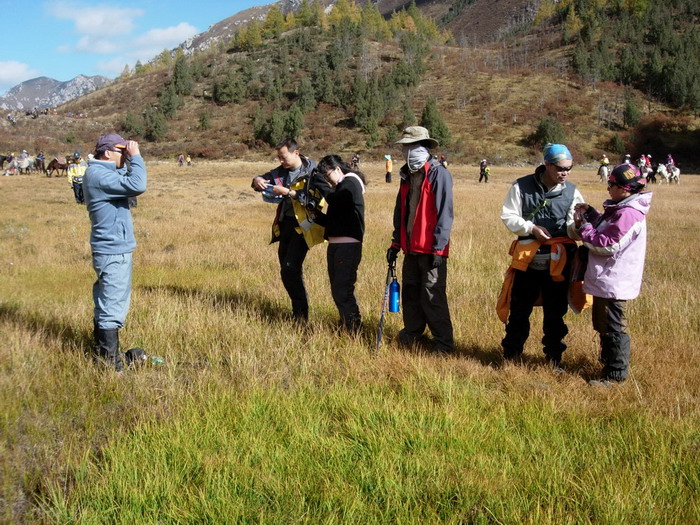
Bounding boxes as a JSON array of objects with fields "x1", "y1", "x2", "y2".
[{"x1": 49, "y1": 382, "x2": 699, "y2": 523}]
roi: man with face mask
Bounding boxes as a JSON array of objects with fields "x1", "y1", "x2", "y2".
[
  {"x1": 84, "y1": 133, "x2": 147, "y2": 371},
  {"x1": 386, "y1": 126, "x2": 455, "y2": 353}
]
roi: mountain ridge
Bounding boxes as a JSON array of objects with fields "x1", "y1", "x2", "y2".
[{"x1": 0, "y1": 75, "x2": 111, "y2": 111}]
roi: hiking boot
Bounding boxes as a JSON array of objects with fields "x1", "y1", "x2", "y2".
[
  {"x1": 94, "y1": 327, "x2": 124, "y2": 372},
  {"x1": 547, "y1": 357, "x2": 564, "y2": 373}
]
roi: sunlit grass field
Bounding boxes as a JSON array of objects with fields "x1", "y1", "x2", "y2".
[{"x1": 1, "y1": 161, "x2": 699, "y2": 523}]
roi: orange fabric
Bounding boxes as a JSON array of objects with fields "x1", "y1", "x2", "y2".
[{"x1": 496, "y1": 237, "x2": 585, "y2": 323}]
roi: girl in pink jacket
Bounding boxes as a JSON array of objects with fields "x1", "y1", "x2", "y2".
[{"x1": 575, "y1": 164, "x2": 652, "y2": 386}]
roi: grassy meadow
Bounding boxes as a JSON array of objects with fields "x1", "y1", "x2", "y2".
[{"x1": 1, "y1": 160, "x2": 699, "y2": 523}]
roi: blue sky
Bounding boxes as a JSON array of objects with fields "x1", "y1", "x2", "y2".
[{"x1": 0, "y1": 0, "x2": 269, "y2": 94}]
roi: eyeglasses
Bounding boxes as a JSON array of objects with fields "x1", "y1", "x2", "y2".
[{"x1": 551, "y1": 164, "x2": 573, "y2": 172}]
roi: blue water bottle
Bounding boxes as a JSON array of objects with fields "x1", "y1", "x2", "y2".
[{"x1": 389, "y1": 277, "x2": 400, "y2": 313}]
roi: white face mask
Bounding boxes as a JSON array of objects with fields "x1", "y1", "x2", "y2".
[{"x1": 403, "y1": 144, "x2": 430, "y2": 172}]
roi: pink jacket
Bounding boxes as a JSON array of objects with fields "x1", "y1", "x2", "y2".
[{"x1": 579, "y1": 192, "x2": 652, "y2": 300}]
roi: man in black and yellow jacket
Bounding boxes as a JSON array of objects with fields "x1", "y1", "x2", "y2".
[{"x1": 252, "y1": 138, "x2": 330, "y2": 321}]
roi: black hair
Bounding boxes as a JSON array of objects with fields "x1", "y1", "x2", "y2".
[
  {"x1": 275, "y1": 137, "x2": 299, "y2": 152},
  {"x1": 626, "y1": 180, "x2": 646, "y2": 194},
  {"x1": 317, "y1": 154, "x2": 367, "y2": 184}
]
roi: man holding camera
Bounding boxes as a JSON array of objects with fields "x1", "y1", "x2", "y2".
[
  {"x1": 251, "y1": 138, "x2": 330, "y2": 322},
  {"x1": 84, "y1": 133, "x2": 147, "y2": 371}
]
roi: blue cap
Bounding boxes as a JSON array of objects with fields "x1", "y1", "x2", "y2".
[{"x1": 543, "y1": 143, "x2": 572, "y2": 163}]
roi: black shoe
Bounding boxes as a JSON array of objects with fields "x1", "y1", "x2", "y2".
[
  {"x1": 547, "y1": 358, "x2": 564, "y2": 373},
  {"x1": 94, "y1": 327, "x2": 124, "y2": 372}
]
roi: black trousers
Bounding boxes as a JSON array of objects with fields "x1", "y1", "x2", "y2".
[
  {"x1": 72, "y1": 182, "x2": 84, "y2": 204},
  {"x1": 592, "y1": 297, "x2": 630, "y2": 381},
  {"x1": 502, "y1": 266, "x2": 570, "y2": 360},
  {"x1": 277, "y1": 219, "x2": 309, "y2": 320},
  {"x1": 479, "y1": 171, "x2": 488, "y2": 183},
  {"x1": 327, "y1": 242, "x2": 362, "y2": 330},
  {"x1": 400, "y1": 253, "x2": 454, "y2": 350}
]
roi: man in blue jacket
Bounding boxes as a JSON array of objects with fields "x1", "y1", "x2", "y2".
[{"x1": 83, "y1": 133, "x2": 147, "y2": 371}]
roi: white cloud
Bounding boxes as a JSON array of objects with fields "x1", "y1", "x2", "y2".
[
  {"x1": 75, "y1": 36, "x2": 119, "y2": 54},
  {"x1": 129, "y1": 23, "x2": 198, "y2": 60},
  {"x1": 45, "y1": 2, "x2": 143, "y2": 36},
  {"x1": 0, "y1": 61, "x2": 41, "y2": 92}
]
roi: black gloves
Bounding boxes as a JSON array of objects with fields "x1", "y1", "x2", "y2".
[
  {"x1": 430, "y1": 254, "x2": 445, "y2": 268},
  {"x1": 387, "y1": 248, "x2": 444, "y2": 267},
  {"x1": 386, "y1": 246, "x2": 400, "y2": 264}
]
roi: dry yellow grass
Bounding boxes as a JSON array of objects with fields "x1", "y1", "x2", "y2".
[
  {"x1": 1, "y1": 161, "x2": 698, "y2": 412},
  {"x1": 1, "y1": 160, "x2": 699, "y2": 521}
]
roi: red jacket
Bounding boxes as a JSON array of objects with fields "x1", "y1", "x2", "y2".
[{"x1": 391, "y1": 159, "x2": 453, "y2": 257}]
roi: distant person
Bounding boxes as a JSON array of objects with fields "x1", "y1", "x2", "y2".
[
  {"x1": 83, "y1": 133, "x2": 147, "y2": 371},
  {"x1": 384, "y1": 154, "x2": 393, "y2": 183},
  {"x1": 598, "y1": 154, "x2": 610, "y2": 182},
  {"x1": 439, "y1": 155, "x2": 448, "y2": 168},
  {"x1": 251, "y1": 138, "x2": 330, "y2": 321},
  {"x1": 479, "y1": 158, "x2": 489, "y2": 183},
  {"x1": 316, "y1": 155, "x2": 366, "y2": 333},
  {"x1": 575, "y1": 164, "x2": 652, "y2": 386},
  {"x1": 177, "y1": 153, "x2": 185, "y2": 167},
  {"x1": 350, "y1": 153, "x2": 360, "y2": 171},
  {"x1": 67, "y1": 153, "x2": 87, "y2": 204},
  {"x1": 386, "y1": 126, "x2": 455, "y2": 353},
  {"x1": 186, "y1": 154, "x2": 192, "y2": 166},
  {"x1": 665, "y1": 153, "x2": 675, "y2": 168},
  {"x1": 623, "y1": 153, "x2": 632, "y2": 165},
  {"x1": 36, "y1": 152, "x2": 46, "y2": 173},
  {"x1": 498, "y1": 143, "x2": 584, "y2": 370}
]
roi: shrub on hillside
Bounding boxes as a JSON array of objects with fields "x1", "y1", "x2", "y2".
[{"x1": 529, "y1": 117, "x2": 566, "y2": 150}]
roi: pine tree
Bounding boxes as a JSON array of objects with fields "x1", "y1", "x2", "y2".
[
  {"x1": 297, "y1": 77, "x2": 317, "y2": 113},
  {"x1": 623, "y1": 95, "x2": 642, "y2": 128},
  {"x1": 285, "y1": 104, "x2": 305, "y2": 139},
  {"x1": 158, "y1": 84, "x2": 183, "y2": 119},
  {"x1": 531, "y1": 117, "x2": 566, "y2": 149},
  {"x1": 172, "y1": 55, "x2": 193, "y2": 96},
  {"x1": 263, "y1": 5, "x2": 286, "y2": 38},
  {"x1": 143, "y1": 107, "x2": 168, "y2": 141},
  {"x1": 420, "y1": 97, "x2": 451, "y2": 147}
]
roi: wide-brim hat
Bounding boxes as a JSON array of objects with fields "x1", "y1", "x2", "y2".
[{"x1": 395, "y1": 126, "x2": 438, "y2": 149}]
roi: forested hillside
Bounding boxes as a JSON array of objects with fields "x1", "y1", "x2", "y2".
[
  {"x1": 542, "y1": 0, "x2": 700, "y2": 110},
  {"x1": 5, "y1": 0, "x2": 699, "y2": 165}
]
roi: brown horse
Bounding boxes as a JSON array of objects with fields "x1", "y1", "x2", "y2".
[{"x1": 45, "y1": 157, "x2": 69, "y2": 177}]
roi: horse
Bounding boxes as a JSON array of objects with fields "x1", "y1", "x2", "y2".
[
  {"x1": 16, "y1": 156, "x2": 36, "y2": 175},
  {"x1": 597, "y1": 164, "x2": 609, "y2": 182},
  {"x1": 45, "y1": 157, "x2": 69, "y2": 177},
  {"x1": 655, "y1": 163, "x2": 669, "y2": 184},
  {"x1": 669, "y1": 165, "x2": 680, "y2": 184},
  {"x1": 646, "y1": 165, "x2": 656, "y2": 184},
  {"x1": 0, "y1": 154, "x2": 8, "y2": 169}
]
